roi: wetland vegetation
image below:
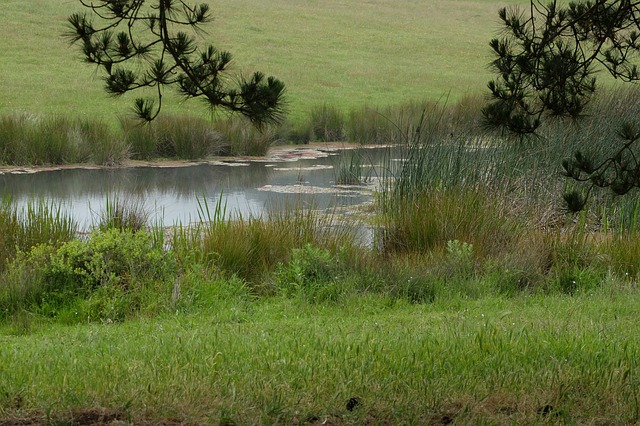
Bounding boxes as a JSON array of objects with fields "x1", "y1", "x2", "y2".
[{"x1": 2, "y1": 0, "x2": 640, "y2": 424}]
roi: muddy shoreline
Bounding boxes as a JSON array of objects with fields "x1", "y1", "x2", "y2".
[{"x1": 0, "y1": 142, "x2": 371, "y2": 175}]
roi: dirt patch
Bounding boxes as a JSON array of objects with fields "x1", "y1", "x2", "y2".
[
  {"x1": 0, "y1": 408, "x2": 125, "y2": 426},
  {"x1": 0, "y1": 408, "x2": 196, "y2": 426}
]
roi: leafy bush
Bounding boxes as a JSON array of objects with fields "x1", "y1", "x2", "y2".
[
  {"x1": 0, "y1": 229, "x2": 175, "y2": 322},
  {"x1": 446, "y1": 239, "x2": 474, "y2": 277},
  {"x1": 274, "y1": 244, "x2": 348, "y2": 302}
]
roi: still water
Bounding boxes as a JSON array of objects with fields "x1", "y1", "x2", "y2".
[{"x1": 0, "y1": 146, "x2": 389, "y2": 229}]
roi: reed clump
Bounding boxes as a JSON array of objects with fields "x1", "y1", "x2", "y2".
[
  {"x1": 0, "y1": 198, "x2": 76, "y2": 273},
  {"x1": 0, "y1": 115, "x2": 125, "y2": 165},
  {"x1": 171, "y1": 199, "x2": 359, "y2": 290},
  {"x1": 97, "y1": 196, "x2": 151, "y2": 233},
  {"x1": 309, "y1": 103, "x2": 346, "y2": 142},
  {"x1": 212, "y1": 116, "x2": 278, "y2": 156},
  {"x1": 122, "y1": 114, "x2": 225, "y2": 160}
]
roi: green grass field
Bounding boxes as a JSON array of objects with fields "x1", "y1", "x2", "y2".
[
  {"x1": 1, "y1": 0, "x2": 525, "y2": 125},
  {"x1": 2, "y1": 291, "x2": 640, "y2": 425}
]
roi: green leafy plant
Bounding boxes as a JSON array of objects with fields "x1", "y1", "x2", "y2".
[
  {"x1": 446, "y1": 239, "x2": 474, "y2": 277},
  {"x1": 274, "y1": 244, "x2": 347, "y2": 302},
  {"x1": 0, "y1": 229, "x2": 175, "y2": 322}
]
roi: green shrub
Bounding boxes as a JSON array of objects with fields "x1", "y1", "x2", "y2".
[
  {"x1": 274, "y1": 244, "x2": 349, "y2": 303},
  {"x1": 0, "y1": 229, "x2": 176, "y2": 322}
]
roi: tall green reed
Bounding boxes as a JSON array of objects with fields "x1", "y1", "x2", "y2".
[
  {"x1": 309, "y1": 104, "x2": 346, "y2": 142},
  {"x1": 97, "y1": 195, "x2": 150, "y2": 233},
  {"x1": 0, "y1": 197, "x2": 76, "y2": 272},
  {"x1": 171, "y1": 196, "x2": 360, "y2": 289},
  {"x1": 375, "y1": 101, "x2": 533, "y2": 260},
  {"x1": 535, "y1": 85, "x2": 640, "y2": 232},
  {"x1": 334, "y1": 148, "x2": 366, "y2": 185},
  {"x1": 122, "y1": 114, "x2": 225, "y2": 159},
  {"x1": 0, "y1": 114, "x2": 123, "y2": 165},
  {"x1": 213, "y1": 116, "x2": 277, "y2": 156}
]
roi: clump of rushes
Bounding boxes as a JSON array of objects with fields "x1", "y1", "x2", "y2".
[
  {"x1": 97, "y1": 196, "x2": 150, "y2": 233},
  {"x1": 309, "y1": 103, "x2": 346, "y2": 142},
  {"x1": 212, "y1": 116, "x2": 277, "y2": 156},
  {"x1": 381, "y1": 186, "x2": 521, "y2": 261},
  {"x1": 334, "y1": 148, "x2": 365, "y2": 185},
  {"x1": 122, "y1": 114, "x2": 225, "y2": 160},
  {"x1": 0, "y1": 114, "x2": 123, "y2": 165},
  {"x1": 0, "y1": 198, "x2": 76, "y2": 273},
  {"x1": 172, "y1": 198, "x2": 359, "y2": 290}
]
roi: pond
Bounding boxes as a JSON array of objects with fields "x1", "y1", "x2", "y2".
[{"x1": 0, "y1": 145, "x2": 392, "y2": 230}]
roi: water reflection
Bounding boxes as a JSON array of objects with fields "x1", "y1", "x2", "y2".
[{"x1": 0, "y1": 147, "x2": 388, "y2": 229}]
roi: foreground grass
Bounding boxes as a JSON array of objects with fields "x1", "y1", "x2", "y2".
[{"x1": 1, "y1": 289, "x2": 639, "y2": 425}]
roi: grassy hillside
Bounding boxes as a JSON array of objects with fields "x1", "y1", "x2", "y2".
[{"x1": 1, "y1": 0, "x2": 525, "y2": 124}]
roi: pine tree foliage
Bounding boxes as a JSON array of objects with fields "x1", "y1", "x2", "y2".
[
  {"x1": 562, "y1": 124, "x2": 640, "y2": 212},
  {"x1": 485, "y1": 0, "x2": 640, "y2": 135},
  {"x1": 66, "y1": 0, "x2": 286, "y2": 124},
  {"x1": 484, "y1": 0, "x2": 640, "y2": 210}
]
